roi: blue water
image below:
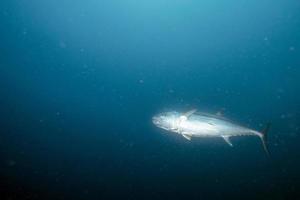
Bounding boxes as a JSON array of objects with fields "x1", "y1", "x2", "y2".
[{"x1": 1, "y1": 0, "x2": 300, "y2": 199}]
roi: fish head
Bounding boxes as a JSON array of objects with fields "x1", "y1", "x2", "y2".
[{"x1": 152, "y1": 111, "x2": 181, "y2": 132}]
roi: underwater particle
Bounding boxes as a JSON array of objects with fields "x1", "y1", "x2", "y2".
[
  {"x1": 277, "y1": 88, "x2": 284, "y2": 93},
  {"x1": 83, "y1": 189, "x2": 90, "y2": 195},
  {"x1": 3, "y1": 10, "x2": 8, "y2": 16},
  {"x1": 7, "y1": 160, "x2": 16, "y2": 167},
  {"x1": 139, "y1": 79, "x2": 144, "y2": 84},
  {"x1": 127, "y1": 142, "x2": 134, "y2": 148},
  {"x1": 289, "y1": 46, "x2": 295, "y2": 51},
  {"x1": 59, "y1": 41, "x2": 67, "y2": 48},
  {"x1": 22, "y1": 28, "x2": 27, "y2": 35},
  {"x1": 252, "y1": 179, "x2": 258, "y2": 183},
  {"x1": 281, "y1": 168, "x2": 287, "y2": 174}
]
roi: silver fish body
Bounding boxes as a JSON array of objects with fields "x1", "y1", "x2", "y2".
[{"x1": 152, "y1": 110, "x2": 270, "y2": 155}]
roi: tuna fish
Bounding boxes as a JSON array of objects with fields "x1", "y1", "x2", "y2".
[{"x1": 152, "y1": 109, "x2": 271, "y2": 155}]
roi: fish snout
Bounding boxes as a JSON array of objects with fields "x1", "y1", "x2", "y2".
[{"x1": 152, "y1": 116, "x2": 161, "y2": 126}]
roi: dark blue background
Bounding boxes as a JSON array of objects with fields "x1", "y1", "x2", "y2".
[{"x1": 1, "y1": 0, "x2": 300, "y2": 199}]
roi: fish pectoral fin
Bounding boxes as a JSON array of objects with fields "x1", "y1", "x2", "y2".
[
  {"x1": 182, "y1": 134, "x2": 192, "y2": 141},
  {"x1": 222, "y1": 136, "x2": 233, "y2": 147},
  {"x1": 184, "y1": 109, "x2": 197, "y2": 118}
]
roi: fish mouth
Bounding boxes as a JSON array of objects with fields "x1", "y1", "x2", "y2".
[
  {"x1": 153, "y1": 116, "x2": 166, "y2": 129},
  {"x1": 152, "y1": 116, "x2": 161, "y2": 126},
  {"x1": 152, "y1": 116, "x2": 170, "y2": 132}
]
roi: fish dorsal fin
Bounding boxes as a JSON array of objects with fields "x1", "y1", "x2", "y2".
[
  {"x1": 184, "y1": 109, "x2": 197, "y2": 118},
  {"x1": 222, "y1": 136, "x2": 233, "y2": 147},
  {"x1": 182, "y1": 134, "x2": 191, "y2": 141}
]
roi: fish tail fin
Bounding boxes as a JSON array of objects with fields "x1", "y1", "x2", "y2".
[{"x1": 259, "y1": 123, "x2": 271, "y2": 156}]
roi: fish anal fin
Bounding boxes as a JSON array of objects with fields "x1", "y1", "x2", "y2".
[
  {"x1": 208, "y1": 121, "x2": 215, "y2": 126},
  {"x1": 222, "y1": 136, "x2": 233, "y2": 147},
  {"x1": 182, "y1": 134, "x2": 192, "y2": 141}
]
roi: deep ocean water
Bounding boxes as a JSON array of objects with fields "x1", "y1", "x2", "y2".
[{"x1": 1, "y1": 0, "x2": 300, "y2": 199}]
